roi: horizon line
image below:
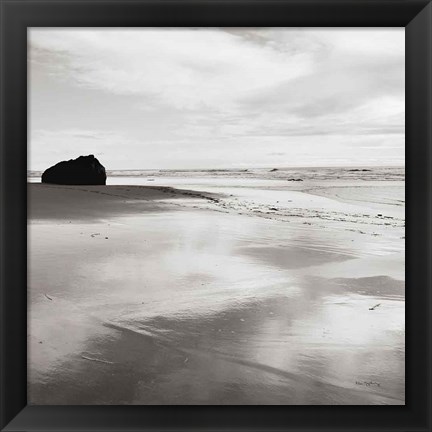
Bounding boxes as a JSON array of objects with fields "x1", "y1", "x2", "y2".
[{"x1": 27, "y1": 164, "x2": 405, "y2": 174}]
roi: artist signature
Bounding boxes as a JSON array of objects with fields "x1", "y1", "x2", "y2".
[{"x1": 356, "y1": 381, "x2": 380, "y2": 387}]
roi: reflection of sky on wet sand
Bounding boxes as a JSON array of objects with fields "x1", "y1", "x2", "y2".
[
  {"x1": 29, "y1": 282, "x2": 404, "y2": 404},
  {"x1": 29, "y1": 206, "x2": 404, "y2": 405}
]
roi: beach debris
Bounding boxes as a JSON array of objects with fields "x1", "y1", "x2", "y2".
[
  {"x1": 377, "y1": 214, "x2": 383, "y2": 217},
  {"x1": 81, "y1": 355, "x2": 114, "y2": 365},
  {"x1": 269, "y1": 207, "x2": 278, "y2": 211},
  {"x1": 240, "y1": 318, "x2": 245, "y2": 322},
  {"x1": 90, "y1": 233, "x2": 100, "y2": 237},
  {"x1": 369, "y1": 303, "x2": 381, "y2": 310},
  {"x1": 184, "y1": 357, "x2": 189, "y2": 363},
  {"x1": 105, "y1": 237, "x2": 109, "y2": 239},
  {"x1": 44, "y1": 293, "x2": 53, "y2": 301},
  {"x1": 270, "y1": 168, "x2": 278, "y2": 172},
  {"x1": 287, "y1": 178, "x2": 303, "y2": 181}
]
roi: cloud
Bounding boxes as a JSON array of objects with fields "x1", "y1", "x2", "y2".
[
  {"x1": 29, "y1": 28, "x2": 313, "y2": 111},
  {"x1": 28, "y1": 28, "x2": 405, "y2": 169}
]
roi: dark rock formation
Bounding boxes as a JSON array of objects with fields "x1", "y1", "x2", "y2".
[
  {"x1": 270, "y1": 168, "x2": 278, "y2": 172},
  {"x1": 42, "y1": 155, "x2": 107, "y2": 185}
]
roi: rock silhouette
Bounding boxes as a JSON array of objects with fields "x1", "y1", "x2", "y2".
[{"x1": 42, "y1": 155, "x2": 107, "y2": 185}]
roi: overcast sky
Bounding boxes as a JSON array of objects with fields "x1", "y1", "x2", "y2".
[{"x1": 29, "y1": 28, "x2": 404, "y2": 170}]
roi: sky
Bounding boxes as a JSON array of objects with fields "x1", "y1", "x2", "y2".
[{"x1": 28, "y1": 28, "x2": 405, "y2": 171}]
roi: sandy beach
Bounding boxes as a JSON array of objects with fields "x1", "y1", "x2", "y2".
[{"x1": 28, "y1": 169, "x2": 405, "y2": 405}]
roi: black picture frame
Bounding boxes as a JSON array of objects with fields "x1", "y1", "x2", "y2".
[{"x1": 1, "y1": 0, "x2": 431, "y2": 430}]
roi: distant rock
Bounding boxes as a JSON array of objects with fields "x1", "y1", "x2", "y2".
[
  {"x1": 287, "y1": 178, "x2": 303, "y2": 182},
  {"x1": 270, "y1": 168, "x2": 278, "y2": 172},
  {"x1": 348, "y1": 169, "x2": 371, "y2": 172},
  {"x1": 42, "y1": 155, "x2": 106, "y2": 185}
]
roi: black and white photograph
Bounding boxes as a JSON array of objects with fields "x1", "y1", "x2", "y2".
[{"x1": 27, "y1": 27, "x2": 405, "y2": 405}]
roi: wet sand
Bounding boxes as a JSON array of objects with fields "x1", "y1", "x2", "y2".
[{"x1": 28, "y1": 180, "x2": 404, "y2": 405}]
